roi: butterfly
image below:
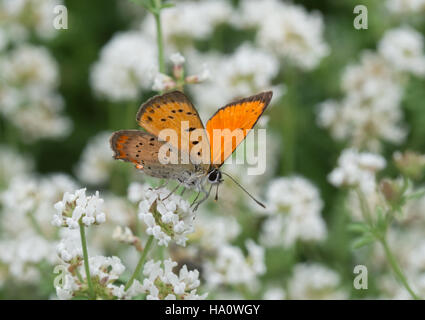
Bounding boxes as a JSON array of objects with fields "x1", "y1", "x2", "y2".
[{"x1": 110, "y1": 90, "x2": 272, "y2": 210}]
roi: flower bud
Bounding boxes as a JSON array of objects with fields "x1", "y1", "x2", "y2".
[{"x1": 394, "y1": 151, "x2": 425, "y2": 180}]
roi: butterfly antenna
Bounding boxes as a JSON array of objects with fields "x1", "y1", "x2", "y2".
[
  {"x1": 214, "y1": 184, "x2": 219, "y2": 201},
  {"x1": 221, "y1": 172, "x2": 266, "y2": 208}
]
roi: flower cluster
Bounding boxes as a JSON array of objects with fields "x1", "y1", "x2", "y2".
[
  {"x1": 259, "y1": 176, "x2": 327, "y2": 248},
  {"x1": 52, "y1": 188, "x2": 106, "y2": 229},
  {"x1": 0, "y1": 45, "x2": 72, "y2": 141},
  {"x1": 90, "y1": 32, "x2": 157, "y2": 101},
  {"x1": 152, "y1": 52, "x2": 210, "y2": 92},
  {"x1": 174, "y1": 212, "x2": 266, "y2": 291},
  {"x1": 140, "y1": 258, "x2": 207, "y2": 300},
  {"x1": 0, "y1": 145, "x2": 33, "y2": 186},
  {"x1": 386, "y1": 0, "x2": 425, "y2": 14},
  {"x1": 317, "y1": 26, "x2": 425, "y2": 151},
  {"x1": 140, "y1": 0, "x2": 232, "y2": 48},
  {"x1": 378, "y1": 26, "x2": 425, "y2": 76},
  {"x1": 0, "y1": 173, "x2": 77, "y2": 286},
  {"x1": 112, "y1": 226, "x2": 142, "y2": 252},
  {"x1": 188, "y1": 44, "x2": 283, "y2": 119},
  {"x1": 328, "y1": 148, "x2": 386, "y2": 193},
  {"x1": 288, "y1": 263, "x2": 347, "y2": 300},
  {"x1": 1, "y1": 174, "x2": 78, "y2": 236},
  {"x1": 55, "y1": 255, "x2": 142, "y2": 300},
  {"x1": 137, "y1": 185, "x2": 195, "y2": 247},
  {"x1": 75, "y1": 132, "x2": 115, "y2": 186},
  {"x1": 236, "y1": 0, "x2": 329, "y2": 70},
  {"x1": 203, "y1": 240, "x2": 266, "y2": 288},
  {"x1": 0, "y1": 0, "x2": 62, "y2": 42},
  {"x1": 0, "y1": 233, "x2": 56, "y2": 285}
]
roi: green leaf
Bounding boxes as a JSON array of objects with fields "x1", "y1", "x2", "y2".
[
  {"x1": 406, "y1": 188, "x2": 425, "y2": 201},
  {"x1": 161, "y1": 3, "x2": 175, "y2": 9},
  {"x1": 347, "y1": 222, "x2": 369, "y2": 234},
  {"x1": 374, "y1": 206, "x2": 388, "y2": 233},
  {"x1": 352, "y1": 235, "x2": 375, "y2": 249},
  {"x1": 129, "y1": 0, "x2": 154, "y2": 11}
]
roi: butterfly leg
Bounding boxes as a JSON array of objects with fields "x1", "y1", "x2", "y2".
[
  {"x1": 193, "y1": 184, "x2": 213, "y2": 212},
  {"x1": 180, "y1": 187, "x2": 186, "y2": 196},
  {"x1": 154, "y1": 179, "x2": 169, "y2": 190},
  {"x1": 163, "y1": 182, "x2": 181, "y2": 200},
  {"x1": 190, "y1": 191, "x2": 201, "y2": 207}
]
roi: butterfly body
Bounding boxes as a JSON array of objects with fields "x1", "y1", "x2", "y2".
[{"x1": 110, "y1": 90, "x2": 272, "y2": 209}]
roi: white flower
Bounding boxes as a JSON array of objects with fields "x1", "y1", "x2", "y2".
[
  {"x1": 245, "y1": 240, "x2": 266, "y2": 275},
  {"x1": 203, "y1": 240, "x2": 265, "y2": 288},
  {"x1": 140, "y1": 0, "x2": 232, "y2": 45},
  {"x1": 288, "y1": 263, "x2": 347, "y2": 299},
  {"x1": 0, "y1": 145, "x2": 34, "y2": 185},
  {"x1": 138, "y1": 185, "x2": 195, "y2": 247},
  {"x1": 6, "y1": 90, "x2": 72, "y2": 141},
  {"x1": 55, "y1": 272, "x2": 79, "y2": 300},
  {"x1": 185, "y1": 63, "x2": 211, "y2": 84},
  {"x1": 378, "y1": 26, "x2": 425, "y2": 76},
  {"x1": 188, "y1": 44, "x2": 281, "y2": 119},
  {"x1": 90, "y1": 31, "x2": 157, "y2": 101},
  {"x1": 170, "y1": 52, "x2": 185, "y2": 66},
  {"x1": 328, "y1": 148, "x2": 386, "y2": 193},
  {"x1": 342, "y1": 52, "x2": 400, "y2": 101},
  {"x1": 113, "y1": 226, "x2": 139, "y2": 246},
  {"x1": 75, "y1": 132, "x2": 114, "y2": 185},
  {"x1": 141, "y1": 258, "x2": 207, "y2": 300},
  {"x1": 0, "y1": 0, "x2": 63, "y2": 41},
  {"x1": 128, "y1": 182, "x2": 146, "y2": 203},
  {"x1": 86, "y1": 256, "x2": 125, "y2": 282},
  {"x1": 259, "y1": 176, "x2": 327, "y2": 247},
  {"x1": 152, "y1": 73, "x2": 175, "y2": 92},
  {"x1": 263, "y1": 287, "x2": 286, "y2": 300},
  {"x1": 56, "y1": 229, "x2": 82, "y2": 263},
  {"x1": 317, "y1": 51, "x2": 407, "y2": 151},
  {"x1": 54, "y1": 255, "x2": 138, "y2": 300},
  {"x1": 194, "y1": 213, "x2": 241, "y2": 250},
  {"x1": 52, "y1": 188, "x2": 106, "y2": 229},
  {"x1": 0, "y1": 233, "x2": 56, "y2": 285},
  {"x1": 386, "y1": 0, "x2": 425, "y2": 14},
  {"x1": 0, "y1": 45, "x2": 72, "y2": 141},
  {"x1": 0, "y1": 44, "x2": 58, "y2": 90},
  {"x1": 1, "y1": 174, "x2": 78, "y2": 236},
  {"x1": 237, "y1": 0, "x2": 329, "y2": 70}
]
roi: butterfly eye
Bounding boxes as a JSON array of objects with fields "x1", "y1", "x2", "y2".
[{"x1": 208, "y1": 169, "x2": 222, "y2": 183}]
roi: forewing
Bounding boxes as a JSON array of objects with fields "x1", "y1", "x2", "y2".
[
  {"x1": 136, "y1": 91, "x2": 210, "y2": 168},
  {"x1": 206, "y1": 91, "x2": 273, "y2": 167}
]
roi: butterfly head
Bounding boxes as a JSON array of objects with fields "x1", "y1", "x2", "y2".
[{"x1": 207, "y1": 168, "x2": 223, "y2": 185}]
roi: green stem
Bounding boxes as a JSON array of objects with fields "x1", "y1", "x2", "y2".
[
  {"x1": 79, "y1": 221, "x2": 95, "y2": 299},
  {"x1": 280, "y1": 68, "x2": 298, "y2": 175},
  {"x1": 355, "y1": 188, "x2": 372, "y2": 224},
  {"x1": 153, "y1": 0, "x2": 165, "y2": 74},
  {"x1": 75, "y1": 268, "x2": 84, "y2": 284},
  {"x1": 355, "y1": 187, "x2": 419, "y2": 299},
  {"x1": 282, "y1": 101, "x2": 296, "y2": 174},
  {"x1": 124, "y1": 235, "x2": 154, "y2": 291},
  {"x1": 380, "y1": 237, "x2": 420, "y2": 300},
  {"x1": 28, "y1": 211, "x2": 46, "y2": 238}
]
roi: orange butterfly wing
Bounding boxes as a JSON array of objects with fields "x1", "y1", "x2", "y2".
[
  {"x1": 109, "y1": 129, "x2": 194, "y2": 179},
  {"x1": 206, "y1": 91, "x2": 272, "y2": 167},
  {"x1": 136, "y1": 91, "x2": 210, "y2": 168}
]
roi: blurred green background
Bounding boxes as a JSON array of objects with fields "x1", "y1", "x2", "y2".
[{"x1": 1, "y1": 0, "x2": 425, "y2": 299}]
